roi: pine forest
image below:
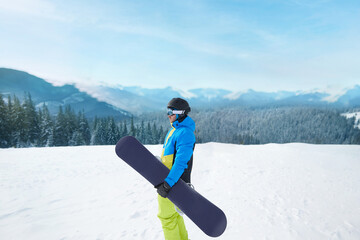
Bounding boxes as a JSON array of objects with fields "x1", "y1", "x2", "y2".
[{"x1": 1, "y1": 93, "x2": 360, "y2": 148}]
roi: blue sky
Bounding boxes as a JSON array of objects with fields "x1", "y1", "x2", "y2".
[{"x1": 0, "y1": 0, "x2": 359, "y2": 92}]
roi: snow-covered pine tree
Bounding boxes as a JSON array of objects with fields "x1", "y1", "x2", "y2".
[
  {"x1": 0, "y1": 94, "x2": 10, "y2": 147},
  {"x1": 39, "y1": 104, "x2": 54, "y2": 147},
  {"x1": 92, "y1": 118, "x2": 107, "y2": 145},
  {"x1": 53, "y1": 106, "x2": 68, "y2": 146},
  {"x1": 139, "y1": 120, "x2": 146, "y2": 144},
  {"x1": 107, "y1": 117, "x2": 120, "y2": 145},
  {"x1": 22, "y1": 93, "x2": 40, "y2": 146},
  {"x1": 129, "y1": 116, "x2": 136, "y2": 137},
  {"x1": 78, "y1": 111, "x2": 91, "y2": 145},
  {"x1": 10, "y1": 95, "x2": 26, "y2": 147},
  {"x1": 64, "y1": 105, "x2": 77, "y2": 146}
]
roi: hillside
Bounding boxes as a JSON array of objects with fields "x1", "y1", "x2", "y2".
[{"x1": 0, "y1": 68, "x2": 129, "y2": 118}]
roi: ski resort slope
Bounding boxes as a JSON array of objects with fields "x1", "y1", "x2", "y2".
[{"x1": 0, "y1": 143, "x2": 359, "y2": 240}]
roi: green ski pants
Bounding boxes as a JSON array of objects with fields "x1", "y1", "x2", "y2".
[{"x1": 157, "y1": 194, "x2": 188, "y2": 240}]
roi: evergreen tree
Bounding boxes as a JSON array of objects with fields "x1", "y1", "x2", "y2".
[
  {"x1": 0, "y1": 94, "x2": 10, "y2": 147},
  {"x1": 10, "y1": 95, "x2": 26, "y2": 147},
  {"x1": 90, "y1": 116, "x2": 99, "y2": 145},
  {"x1": 78, "y1": 111, "x2": 91, "y2": 145},
  {"x1": 152, "y1": 123, "x2": 158, "y2": 144},
  {"x1": 69, "y1": 131, "x2": 83, "y2": 146},
  {"x1": 92, "y1": 118, "x2": 107, "y2": 145},
  {"x1": 139, "y1": 120, "x2": 146, "y2": 144},
  {"x1": 6, "y1": 95, "x2": 14, "y2": 147},
  {"x1": 22, "y1": 93, "x2": 40, "y2": 146},
  {"x1": 64, "y1": 105, "x2": 77, "y2": 145},
  {"x1": 146, "y1": 122, "x2": 154, "y2": 144},
  {"x1": 53, "y1": 106, "x2": 67, "y2": 146},
  {"x1": 118, "y1": 121, "x2": 123, "y2": 138},
  {"x1": 129, "y1": 116, "x2": 136, "y2": 137},
  {"x1": 39, "y1": 104, "x2": 54, "y2": 147},
  {"x1": 107, "y1": 117, "x2": 120, "y2": 144},
  {"x1": 122, "y1": 121, "x2": 128, "y2": 137},
  {"x1": 158, "y1": 125, "x2": 165, "y2": 144}
]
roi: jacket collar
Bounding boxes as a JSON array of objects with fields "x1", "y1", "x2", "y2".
[{"x1": 171, "y1": 116, "x2": 195, "y2": 131}]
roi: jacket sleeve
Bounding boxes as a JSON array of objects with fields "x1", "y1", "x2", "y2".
[{"x1": 165, "y1": 129, "x2": 195, "y2": 187}]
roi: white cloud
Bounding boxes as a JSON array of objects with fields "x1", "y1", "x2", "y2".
[
  {"x1": 0, "y1": 0, "x2": 55, "y2": 17},
  {"x1": 287, "y1": 0, "x2": 332, "y2": 8}
]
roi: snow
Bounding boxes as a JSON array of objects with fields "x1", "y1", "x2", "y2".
[
  {"x1": 1, "y1": 143, "x2": 360, "y2": 240},
  {"x1": 224, "y1": 90, "x2": 247, "y2": 100},
  {"x1": 341, "y1": 112, "x2": 360, "y2": 129}
]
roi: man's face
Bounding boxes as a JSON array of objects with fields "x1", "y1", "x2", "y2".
[{"x1": 168, "y1": 114, "x2": 177, "y2": 123}]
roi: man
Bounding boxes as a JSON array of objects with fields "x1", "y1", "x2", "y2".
[{"x1": 155, "y1": 98, "x2": 196, "y2": 240}]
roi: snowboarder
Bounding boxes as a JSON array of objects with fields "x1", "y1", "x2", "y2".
[{"x1": 155, "y1": 98, "x2": 196, "y2": 240}]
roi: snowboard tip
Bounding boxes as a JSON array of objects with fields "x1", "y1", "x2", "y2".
[
  {"x1": 207, "y1": 211, "x2": 227, "y2": 237},
  {"x1": 115, "y1": 136, "x2": 138, "y2": 156}
]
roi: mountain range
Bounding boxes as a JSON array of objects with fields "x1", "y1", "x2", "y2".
[
  {"x1": 0, "y1": 68, "x2": 130, "y2": 118},
  {"x1": 1, "y1": 68, "x2": 360, "y2": 117}
]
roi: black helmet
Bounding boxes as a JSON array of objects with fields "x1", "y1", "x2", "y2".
[{"x1": 167, "y1": 98, "x2": 191, "y2": 115}]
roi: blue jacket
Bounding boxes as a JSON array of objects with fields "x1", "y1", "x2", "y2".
[{"x1": 161, "y1": 116, "x2": 196, "y2": 187}]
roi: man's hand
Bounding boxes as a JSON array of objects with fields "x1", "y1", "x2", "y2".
[{"x1": 155, "y1": 181, "x2": 172, "y2": 198}]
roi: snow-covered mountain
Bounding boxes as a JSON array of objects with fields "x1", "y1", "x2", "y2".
[
  {"x1": 1, "y1": 68, "x2": 360, "y2": 116},
  {"x1": 0, "y1": 68, "x2": 130, "y2": 118},
  {"x1": 1, "y1": 143, "x2": 359, "y2": 239},
  {"x1": 78, "y1": 85, "x2": 186, "y2": 113},
  {"x1": 84, "y1": 85, "x2": 360, "y2": 113},
  {"x1": 337, "y1": 85, "x2": 360, "y2": 106}
]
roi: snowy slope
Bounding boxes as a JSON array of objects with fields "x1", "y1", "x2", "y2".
[{"x1": 0, "y1": 143, "x2": 360, "y2": 240}]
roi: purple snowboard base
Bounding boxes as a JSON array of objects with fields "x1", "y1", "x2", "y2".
[{"x1": 115, "y1": 136, "x2": 227, "y2": 237}]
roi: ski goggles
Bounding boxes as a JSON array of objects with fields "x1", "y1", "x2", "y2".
[{"x1": 167, "y1": 108, "x2": 185, "y2": 116}]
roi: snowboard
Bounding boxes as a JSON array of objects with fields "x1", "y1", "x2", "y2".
[{"x1": 115, "y1": 136, "x2": 227, "y2": 237}]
